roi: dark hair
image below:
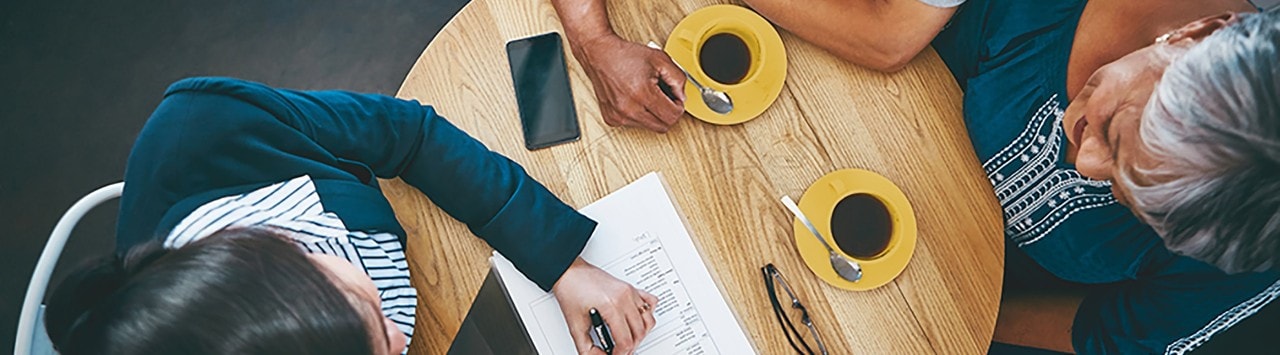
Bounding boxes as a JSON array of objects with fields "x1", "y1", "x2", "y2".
[{"x1": 44, "y1": 227, "x2": 376, "y2": 354}]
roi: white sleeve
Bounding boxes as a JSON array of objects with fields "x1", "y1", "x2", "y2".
[
  {"x1": 918, "y1": 0, "x2": 965, "y2": 8},
  {"x1": 1250, "y1": 0, "x2": 1280, "y2": 11}
]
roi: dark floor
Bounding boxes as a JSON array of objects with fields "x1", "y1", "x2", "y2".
[{"x1": 0, "y1": 0, "x2": 466, "y2": 351}]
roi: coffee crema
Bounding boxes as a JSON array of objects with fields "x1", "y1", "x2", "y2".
[
  {"x1": 829, "y1": 193, "x2": 894, "y2": 259},
  {"x1": 698, "y1": 33, "x2": 751, "y2": 85}
]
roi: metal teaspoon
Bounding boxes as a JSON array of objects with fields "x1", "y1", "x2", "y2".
[
  {"x1": 780, "y1": 195, "x2": 863, "y2": 282},
  {"x1": 646, "y1": 42, "x2": 734, "y2": 115}
]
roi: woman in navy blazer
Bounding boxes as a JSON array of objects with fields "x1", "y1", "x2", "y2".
[{"x1": 45, "y1": 77, "x2": 656, "y2": 355}]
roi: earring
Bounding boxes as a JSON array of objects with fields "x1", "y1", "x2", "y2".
[{"x1": 1155, "y1": 31, "x2": 1176, "y2": 44}]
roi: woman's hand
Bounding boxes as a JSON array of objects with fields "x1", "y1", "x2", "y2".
[{"x1": 553, "y1": 257, "x2": 660, "y2": 355}]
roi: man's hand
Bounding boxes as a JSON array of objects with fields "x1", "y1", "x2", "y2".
[
  {"x1": 575, "y1": 35, "x2": 687, "y2": 133},
  {"x1": 553, "y1": 257, "x2": 660, "y2": 355}
]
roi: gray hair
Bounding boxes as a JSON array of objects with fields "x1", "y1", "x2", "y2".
[{"x1": 1122, "y1": 10, "x2": 1280, "y2": 274}]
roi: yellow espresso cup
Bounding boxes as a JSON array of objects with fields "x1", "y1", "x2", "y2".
[
  {"x1": 793, "y1": 169, "x2": 918, "y2": 291},
  {"x1": 663, "y1": 4, "x2": 787, "y2": 125}
]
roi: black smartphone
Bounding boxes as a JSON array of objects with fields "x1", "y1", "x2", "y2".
[{"x1": 506, "y1": 32, "x2": 581, "y2": 151}]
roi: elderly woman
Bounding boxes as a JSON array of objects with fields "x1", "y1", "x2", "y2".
[
  {"x1": 1053, "y1": 9, "x2": 1280, "y2": 354},
  {"x1": 1082, "y1": 16, "x2": 1280, "y2": 274},
  {"x1": 739, "y1": 1, "x2": 1280, "y2": 354}
]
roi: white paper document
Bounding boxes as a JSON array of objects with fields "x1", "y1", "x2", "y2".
[{"x1": 491, "y1": 172, "x2": 754, "y2": 354}]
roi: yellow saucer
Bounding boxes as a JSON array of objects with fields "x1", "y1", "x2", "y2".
[
  {"x1": 793, "y1": 169, "x2": 918, "y2": 291},
  {"x1": 662, "y1": 5, "x2": 787, "y2": 125}
]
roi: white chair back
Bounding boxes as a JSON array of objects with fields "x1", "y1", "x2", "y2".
[{"x1": 15, "y1": 182, "x2": 124, "y2": 355}]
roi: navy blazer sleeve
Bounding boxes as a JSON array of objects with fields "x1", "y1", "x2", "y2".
[{"x1": 120, "y1": 77, "x2": 593, "y2": 291}]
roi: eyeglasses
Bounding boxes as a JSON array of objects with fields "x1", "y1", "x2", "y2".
[{"x1": 761, "y1": 263, "x2": 829, "y2": 355}]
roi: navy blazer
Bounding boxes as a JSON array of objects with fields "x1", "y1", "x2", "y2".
[{"x1": 116, "y1": 77, "x2": 594, "y2": 291}]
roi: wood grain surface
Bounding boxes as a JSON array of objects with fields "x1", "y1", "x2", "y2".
[{"x1": 384, "y1": 1, "x2": 1005, "y2": 354}]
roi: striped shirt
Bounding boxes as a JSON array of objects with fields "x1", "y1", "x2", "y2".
[{"x1": 164, "y1": 175, "x2": 416, "y2": 351}]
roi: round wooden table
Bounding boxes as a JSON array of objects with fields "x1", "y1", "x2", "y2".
[{"x1": 382, "y1": 0, "x2": 1005, "y2": 354}]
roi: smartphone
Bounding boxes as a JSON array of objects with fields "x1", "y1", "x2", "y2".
[{"x1": 506, "y1": 32, "x2": 581, "y2": 150}]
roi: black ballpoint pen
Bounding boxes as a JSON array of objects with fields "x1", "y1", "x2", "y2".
[{"x1": 589, "y1": 308, "x2": 614, "y2": 354}]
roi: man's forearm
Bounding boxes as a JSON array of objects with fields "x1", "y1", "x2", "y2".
[
  {"x1": 742, "y1": 0, "x2": 955, "y2": 72},
  {"x1": 994, "y1": 290, "x2": 1081, "y2": 353},
  {"x1": 551, "y1": 0, "x2": 616, "y2": 50}
]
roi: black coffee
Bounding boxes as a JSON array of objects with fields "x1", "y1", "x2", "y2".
[
  {"x1": 829, "y1": 194, "x2": 893, "y2": 259},
  {"x1": 698, "y1": 33, "x2": 751, "y2": 85}
]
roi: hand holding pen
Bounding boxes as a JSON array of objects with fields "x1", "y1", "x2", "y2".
[
  {"x1": 552, "y1": 258, "x2": 660, "y2": 355},
  {"x1": 590, "y1": 308, "x2": 615, "y2": 353}
]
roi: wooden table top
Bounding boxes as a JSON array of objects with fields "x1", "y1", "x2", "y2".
[{"x1": 383, "y1": 0, "x2": 1004, "y2": 354}]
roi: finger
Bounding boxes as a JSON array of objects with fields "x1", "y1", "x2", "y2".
[
  {"x1": 600, "y1": 106, "x2": 623, "y2": 127},
  {"x1": 643, "y1": 87, "x2": 684, "y2": 128},
  {"x1": 640, "y1": 291, "x2": 659, "y2": 333},
  {"x1": 601, "y1": 307, "x2": 637, "y2": 355},
  {"x1": 565, "y1": 312, "x2": 598, "y2": 355},
  {"x1": 641, "y1": 290, "x2": 660, "y2": 309},
  {"x1": 623, "y1": 295, "x2": 649, "y2": 347},
  {"x1": 641, "y1": 69, "x2": 685, "y2": 126},
  {"x1": 653, "y1": 54, "x2": 688, "y2": 104},
  {"x1": 642, "y1": 305, "x2": 656, "y2": 335},
  {"x1": 626, "y1": 104, "x2": 670, "y2": 133},
  {"x1": 640, "y1": 105, "x2": 677, "y2": 132},
  {"x1": 641, "y1": 307, "x2": 657, "y2": 336},
  {"x1": 596, "y1": 91, "x2": 627, "y2": 127},
  {"x1": 629, "y1": 89, "x2": 677, "y2": 132}
]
